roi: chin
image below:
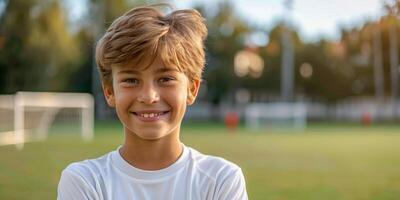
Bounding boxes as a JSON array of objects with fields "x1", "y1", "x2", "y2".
[
  {"x1": 137, "y1": 133, "x2": 167, "y2": 141},
  {"x1": 133, "y1": 129, "x2": 169, "y2": 140}
]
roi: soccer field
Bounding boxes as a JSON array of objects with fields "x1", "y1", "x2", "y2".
[{"x1": 0, "y1": 122, "x2": 400, "y2": 200}]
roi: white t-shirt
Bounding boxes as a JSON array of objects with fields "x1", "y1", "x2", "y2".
[{"x1": 57, "y1": 145, "x2": 248, "y2": 200}]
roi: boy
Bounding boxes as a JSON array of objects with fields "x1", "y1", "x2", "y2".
[{"x1": 57, "y1": 4, "x2": 248, "y2": 200}]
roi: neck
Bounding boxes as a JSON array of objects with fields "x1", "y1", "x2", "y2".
[{"x1": 119, "y1": 128, "x2": 183, "y2": 170}]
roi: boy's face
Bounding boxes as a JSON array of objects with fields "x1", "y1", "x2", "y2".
[{"x1": 103, "y1": 57, "x2": 200, "y2": 140}]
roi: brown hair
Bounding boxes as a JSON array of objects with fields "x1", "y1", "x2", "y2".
[{"x1": 95, "y1": 4, "x2": 207, "y2": 86}]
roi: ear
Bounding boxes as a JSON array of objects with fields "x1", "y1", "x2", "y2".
[
  {"x1": 102, "y1": 83, "x2": 116, "y2": 107},
  {"x1": 187, "y1": 79, "x2": 200, "y2": 105}
]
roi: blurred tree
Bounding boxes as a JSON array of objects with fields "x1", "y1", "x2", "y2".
[
  {"x1": 196, "y1": 2, "x2": 251, "y2": 106},
  {"x1": 296, "y1": 40, "x2": 353, "y2": 102},
  {"x1": 385, "y1": 0, "x2": 400, "y2": 102},
  {"x1": 338, "y1": 15, "x2": 400, "y2": 99},
  {"x1": 258, "y1": 23, "x2": 302, "y2": 98},
  {"x1": 0, "y1": 0, "x2": 80, "y2": 93}
]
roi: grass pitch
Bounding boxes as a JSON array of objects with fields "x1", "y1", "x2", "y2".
[{"x1": 0, "y1": 122, "x2": 400, "y2": 200}]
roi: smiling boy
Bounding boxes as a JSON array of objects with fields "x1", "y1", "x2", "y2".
[{"x1": 57, "y1": 5, "x2": 248, "y2": 200}]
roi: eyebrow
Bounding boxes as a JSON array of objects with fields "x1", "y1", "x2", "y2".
[{"x1": 117, "y1": 70, "x2": 139, "y2": 75}]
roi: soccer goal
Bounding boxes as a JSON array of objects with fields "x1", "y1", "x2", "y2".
[
  {"x1": 244, "y1": 103, "x2": 307, "y2": 131},
  {"x1": 0, "y1": 92, "x2": 94, "y2": 149}
]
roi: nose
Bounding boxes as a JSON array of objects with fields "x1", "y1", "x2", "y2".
[{"x1": 137, "y1": 82, "x2": 160, "y2": 104}]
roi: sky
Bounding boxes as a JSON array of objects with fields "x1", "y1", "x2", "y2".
[{"x1": 170, "y1": 0, "x2": 386, "y2": 42}]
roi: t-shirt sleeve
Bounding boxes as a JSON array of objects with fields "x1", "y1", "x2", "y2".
[
  {"x1": 57, "y1": 168, "x2": 99, "y2": 200},
  {"x1": 215, "y1": 168, "x2": 248, "y2": 200}
]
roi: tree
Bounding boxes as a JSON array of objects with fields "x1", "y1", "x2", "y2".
[
  {"x1": 0, "y1": 0, "x2": 80, "y2": 93},
  {"x1": 196, "y1": 2, "x2": 252, "y2": 105}
]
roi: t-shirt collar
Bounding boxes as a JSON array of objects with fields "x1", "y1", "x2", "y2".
[{"x1": 111, "y1": 143, "x2": 189, "y2": 181}]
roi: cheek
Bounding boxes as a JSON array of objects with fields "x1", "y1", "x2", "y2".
[
  {"x1": 163, "y1": 87, "x2": 187, "y2": 106},
  {"x1": 114, "y1": 88, "x2": 136, "y2": 107},
  {"x1": 177, "y1": 85, "x2": 189, "y2": 100}
]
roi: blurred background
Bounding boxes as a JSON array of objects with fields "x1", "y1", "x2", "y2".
[
  {"x1": 1, "y1": 0, "x2": 400, "y2": 199},
  {"x1": 1, "y1": 0, "x2": 400, "y2": 123}
]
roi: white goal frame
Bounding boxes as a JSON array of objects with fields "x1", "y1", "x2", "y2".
[
  {"x1": 244, "y1": 102, "x2": 307, "y2": 131},
  {"x1": 12, "y1": 92, "x2": 94, "y2": 149}
]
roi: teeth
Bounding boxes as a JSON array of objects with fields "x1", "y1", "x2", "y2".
[{"x1": 138, "y1": 112, "x2": 165, "y2": 118}]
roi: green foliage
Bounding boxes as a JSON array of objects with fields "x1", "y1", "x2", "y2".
[
  {"x1": 0, "y1": 0, "x2": 81, "y2": 93},
  {"x1": 196, "y1": 2, "x2": 252, "y2": 104}
]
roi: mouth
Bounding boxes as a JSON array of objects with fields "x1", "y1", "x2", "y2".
[{"x1": 130, "y1": 110, "x2": 170, "y2": 121}]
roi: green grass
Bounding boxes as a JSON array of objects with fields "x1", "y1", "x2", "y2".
[{"x1": 1, "y1": 122, "x2": 400, "y2": 199}]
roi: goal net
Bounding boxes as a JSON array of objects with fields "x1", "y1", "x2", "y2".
[
  {"x1": 244, "y1": 103, "x2": 307, "y2": 131},
  {"x1": 0, "y1": 92, "x2": 94, "y2": 149}
]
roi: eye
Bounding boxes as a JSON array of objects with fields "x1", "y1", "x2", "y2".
[
  {"x1": 121, "y1": 78, "x2": 139, "y2": 85},
  {"x1": 159, "y1": 77, "x2": 176, "y2": 84}
]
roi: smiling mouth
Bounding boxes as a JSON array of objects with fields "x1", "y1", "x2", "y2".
[{"x1": 131, "y1": 111, "x2": 170, "y2": 118}]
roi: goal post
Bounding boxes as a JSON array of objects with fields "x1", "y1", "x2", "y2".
[
  {"x1": 0, "y1": 92, "x2": 95, "y2": 149},
  {"x1": 0, "y1": 95, "x2": 15, "y2": 145},
  {"x1": 244, "y1": 102, "x2": 307, "y2": 131}
]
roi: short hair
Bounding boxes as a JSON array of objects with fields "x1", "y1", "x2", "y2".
[{"x1": 95, "y1": 5, "x2": 208, "y2": 86}]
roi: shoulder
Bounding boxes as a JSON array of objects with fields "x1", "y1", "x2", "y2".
[
  {"x1": 186, "y1": 147, "x2": 248, "y2": 200},
  {"x1": 62, "y1": 151, "x2": 111, "y2": 183},
  {"x1": 57, "y1": 151, "x2": 113, "y2": 200},
  {"x1": 187, "y1": 147, "x2": 241, "y2": 179}
]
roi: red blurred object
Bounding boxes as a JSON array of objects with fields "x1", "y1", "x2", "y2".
[
  {"x1": 361, "y1": 112, "x2": 372, "y2": 126},
  {"x1": 225, "y1": 111, "x2": 239, "y2": 132}
]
